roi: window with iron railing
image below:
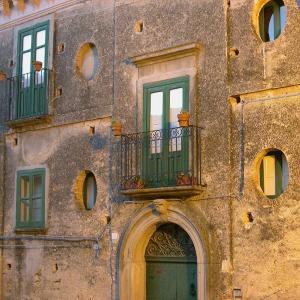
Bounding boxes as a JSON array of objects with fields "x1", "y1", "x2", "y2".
[{"x1": 119, "y1": 126, "x2": 203, "y2": 190}]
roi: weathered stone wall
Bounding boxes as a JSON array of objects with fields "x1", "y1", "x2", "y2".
[
  {"x1": 0, "y1": 0, "x2": 115, "y2": 299},
  {"x1": 0, "y1": 0, "x2": 300, "y2": 299},
  {"x1": 228, "y1": 0, "x2": 300, "y2": 298}
]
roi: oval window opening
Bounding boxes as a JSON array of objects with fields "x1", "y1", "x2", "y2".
[
  {"x1": 258, "y1": 0, "x2": 286, "y2": 42},
  {"x1": 83, "y1": 172, "x2": 97, "y2": 210},
  {"x1": 75, "y1": 43, "x2": 99, "y2": 80},
  {"x1": 259, "y1": 150, "x2": 288, "y2": 199}
]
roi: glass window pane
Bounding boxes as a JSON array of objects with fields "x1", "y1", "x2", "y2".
[
  {"x1": 22, "y1": 52, "x2": 31, "y2": 75},
  {"x1": 36, "y1": 30, "x2": 46, "y2": 47},
  {"x1": 36, "y1": 47, "x2": 45, "y2": 66},
  {"x1": 32, "y1": 198, "x2": 42, "y2": 222},
  {"x1": 150, "y1": 91, "x2": 163, "y2": 153},
  {"x1": 20, "y1": 176, "x2": 30, "y2": 198},
  {"x1": 268, "y1": 14, "x2": 275, "y2": 41},
  {"x1": 280, "y1": 5, "x2": 286, "y2": 32},
  {"x1": 282, "y1": 154, "x2": 289, "y2": 191},
  {"x1": 23, "y1": 35, "x2": 32, "y2": 51},
  {"x1": 170, "y1": 88, "x2": 183, "y2": 128},
  {"x1": 33, "y1": 175, "x2": 42, "y2": 198},
  {"x1": 20, "y1": 199, "x2": 30, "y2": 222},
  {"x1": 169, "y1": 88, "x2": 183, "y2": 151},
  {"x1": 86, "y1": 175, "x2": 96, "y2": 210}
]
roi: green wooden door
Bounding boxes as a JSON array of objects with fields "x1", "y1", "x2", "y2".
[
  {"x1": 145, "y1": 224, "x2": 197, "y2": 300},
  {"x1": 17, "y1": 21, "x2": 49, "y2": 118},
  {"x1": 143, "y1": 77, "x2": 189, "y2": 187},
  {"x1": 146, "y1": 258, "x2": 197, "y2": 300}
]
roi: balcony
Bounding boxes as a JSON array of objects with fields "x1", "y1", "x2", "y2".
[
  {"x1": 119, "y1": 126, "x2": 205, "y2": 200},
  {"x1": 0, "y1": 69, "x2": 53, "y2": 127}
]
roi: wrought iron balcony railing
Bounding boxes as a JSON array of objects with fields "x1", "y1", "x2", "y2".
[
  {"x1": 119, "y1": 126, "x2": 203, "y2": 192},
  {"x1": 0, "y1": 69, "x2": 53, "y2": 123}
]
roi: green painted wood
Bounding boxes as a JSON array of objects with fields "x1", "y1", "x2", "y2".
[
  {"x1": 16, "y1": 168, "x2": 45, "y2": 229},
  {"x1": 146, "y1": 260, "x2": 197, "y2": 300},
  {"x1": 142, "y1": 76, "x2": 190, "y2": 187},
  {"x1": 16, "y1": 21, "x2": 49, "y2": 119},
  {"x1": 259, "y1": 0, "x2": 284, "y2": 42}
]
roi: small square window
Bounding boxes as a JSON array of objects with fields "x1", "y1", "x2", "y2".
[{"x1": 16, "y1": 168, "x2": 46, "y2": 229}]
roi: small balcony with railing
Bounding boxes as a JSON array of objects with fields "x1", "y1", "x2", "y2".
[
  {"x1": 118, "y1": 125, "x2": 205, "y2": 200},
  {"x1": 0, "y1": 69, "x2": 53, "y2": 127}
]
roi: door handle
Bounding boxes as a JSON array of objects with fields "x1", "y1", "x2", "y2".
[{"x1": 190, "y1": 283, "x2": 196, "y2": 296}]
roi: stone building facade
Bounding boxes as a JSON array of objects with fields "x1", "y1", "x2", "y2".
[{"x1": 0, "y1": 0, "x2": 300, "y2": 299}]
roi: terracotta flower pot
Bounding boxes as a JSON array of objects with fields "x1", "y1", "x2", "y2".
[
  {"x1": 0, "y1": 72, "x2": 7, "y2": 81},
  {"x1": 123, "y1": 176, "x2": 144, "y2": 190},
  {"x1": 32, "y1": 61, "x2": 43, "y2": 72},
  {"x1": 177, "y1": 112, "x2": 190, "y2": 127},
  {"x1": 176, "y1": 173, "x2": 196, "y2": 186},
  {"x1": 112, "y1": 122, "x2": 122, "y2": 136}
]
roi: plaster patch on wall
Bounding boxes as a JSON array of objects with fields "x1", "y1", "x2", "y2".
[
  {"x1": 22, "y1": 128, "x2": 61, "y2": 164},
  {"x1": 89, "y1": 134, "x2": 107, "y2": 150},
  {"x1": 112, "y1": 232, "x2": 119, "y2": 242},
  {"x1": 221, "y1": 259, "x2": 233, "y2": 273}
]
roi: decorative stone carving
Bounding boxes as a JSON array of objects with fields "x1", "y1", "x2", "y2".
[
  {"x1": 145, "y1": 223, "x2": 196, "y2": 257},
  {"x1": 152, "y1": 199, "x2": 169, "y2": 217}
]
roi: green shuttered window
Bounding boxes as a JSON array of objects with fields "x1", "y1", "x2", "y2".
[
  {"x1": 16, "y1": 21, "x2": 49, "y2": 118},
  {"x1": 259, "y1": 151, "x2": 288, "y2": 199},
  {"x1": 259, "y1": 0, "x2": 286, "y2": 42},
  {"x1": 16, "y1": 169, "x2": 46, "y2": 229},
  {"x1": 142, "y1": 76, "x2": 190, "y2": 187}
]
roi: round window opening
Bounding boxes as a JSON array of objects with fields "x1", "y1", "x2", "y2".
[
  {"x1": 258, "y1": 150, "x2": 288, "y2": 199},
  {"x1": 258, "y1": 0, "x2": 286, "y2": 42},
  {"x1": 83, "y1": 172, "x2": 97, "y2": 210},
  {"x1": 75, "y1": 43, "x2": 99, "y2": 81}
]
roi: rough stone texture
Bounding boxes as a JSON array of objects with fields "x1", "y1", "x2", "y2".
[{"x1": 0, "y1": 0, "x2": 299, "y2": 299}]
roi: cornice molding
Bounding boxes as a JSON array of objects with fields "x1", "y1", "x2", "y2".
[
  {"x1": 0, "y1": 0, "x2": 82, "y2": 31},
  {"x1": 129, "y1": 42, "x2": 202, "y2": 68}
]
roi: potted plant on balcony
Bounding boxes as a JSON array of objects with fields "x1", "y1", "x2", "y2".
[
  {"x1": 112, "y1": 120, "x2": 122, "y2": 136},
  {"x1": 123, "y1": 176, "x2": 145, "y2": 190},
  {"x1": 176, "y1": 172, "x2": 196, "y2": 186},
  {"x1": 177, "y1": 110, "x2": 190, "y2": 127},
  {"x1": 32, "y1": 60, "x2": 43, "y2": 71},
  {"x1": 0, "y1": 70, "x2": 7, "y2": 81}
]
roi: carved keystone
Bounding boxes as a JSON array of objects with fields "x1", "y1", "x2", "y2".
[{"x1": 152, "y1": 199, "x2": 169, "y2": 218}]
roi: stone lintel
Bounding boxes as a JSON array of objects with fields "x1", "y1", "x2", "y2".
[
  {"x1": 121, "y1": 185, "x2": 205, "y2": 200},
  {"x1": 130, "y1": 43, "x2": 202, "y2": 68}
]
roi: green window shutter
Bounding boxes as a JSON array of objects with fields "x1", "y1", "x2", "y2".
[
  {"x1": 16, "y1": 21, "x2": 49, "y2": 119},
  {"x1": 16, "y1": 168, "x2": 46, "y2": 229},
  {"x1": 260, "y1": 151, "x2": 284, "y2": 199},
  {"x1": 142, "y1": 76, "x2": 190, "y2": 187}
]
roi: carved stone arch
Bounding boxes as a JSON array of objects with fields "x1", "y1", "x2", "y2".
[
  {"x1": 145, "y1": 223, "x2": 196, "y2": 258},
  {"x1": 117, "y1": 203, "x2": 207, "y2": 300}
]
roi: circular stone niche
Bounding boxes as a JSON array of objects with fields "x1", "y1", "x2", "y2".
[{"x1": 75, "y1": 43, "x2": 99, "y2": 81}]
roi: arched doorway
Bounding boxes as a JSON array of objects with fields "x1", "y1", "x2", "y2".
[
  {"x1": 145, "y1": 223, "x2": 197, "y2": 300},
  {"x1": 118, "y1": 203, "x2": 206, "y2": 300}
]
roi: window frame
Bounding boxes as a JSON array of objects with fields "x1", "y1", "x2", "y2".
[
  {"x1": 143, "y1": 76, "x2": 190, "y2": 133},
  {"x1": 16, "y1": 168, "x2": 46, "y2": 229},
  {"x1": 16, "y1": 20, "x2": 50, "y2": 119},
  {"x1": 142, "y1": 76, "x2": 190, "y2": 187},
  {"x1": 259, "y1": 0, "x2": 286, "y2": 42},
  {"x1": 82, "y1": 172, "x2": 97, "y2": 210},
  {"x1": 260, "y1": 151, "x2": 283, "y2": 199}
]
